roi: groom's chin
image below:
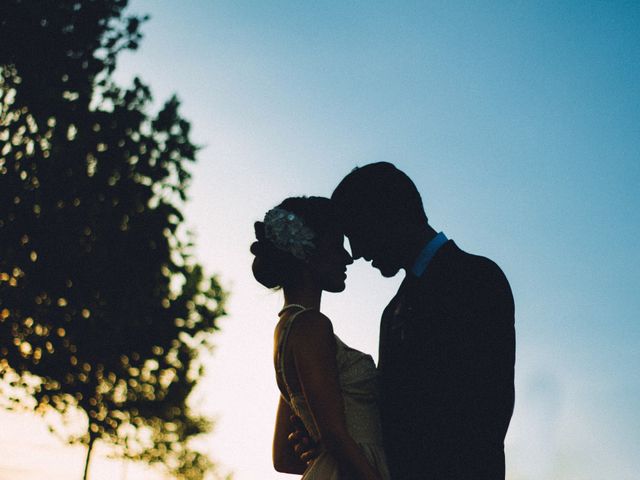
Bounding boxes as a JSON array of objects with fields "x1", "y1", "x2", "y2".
[
  {"x1": 377, "y1": 265, "x2": 400, "y2": 278},
  {"x1": 372, "y1": 259, "x2": 399, "y2": 277}
]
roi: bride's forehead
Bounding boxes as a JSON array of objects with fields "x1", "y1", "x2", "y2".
[
  {"x1": 322, "y1": 226, "x2": 345, "y2": 241},
  {"x1": 314, "y1": 227, "x2": 344, "y2": 246}
]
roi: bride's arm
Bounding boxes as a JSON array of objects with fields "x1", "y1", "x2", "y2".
[
  {"x1": 273, "y1": 396, "x2": 307, "y2": 474},
  {"x1": 290, "y1": 311, "x2": 383, "y2": 480}
]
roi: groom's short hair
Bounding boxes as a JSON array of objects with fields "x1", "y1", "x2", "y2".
[{"x1": 331, "y1": 162, "x2": 428, "y2": 224}]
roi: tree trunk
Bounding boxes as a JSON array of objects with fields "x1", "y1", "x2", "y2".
[{"x1": 82, "y1": 434, "x2": 95, "y2": 480}]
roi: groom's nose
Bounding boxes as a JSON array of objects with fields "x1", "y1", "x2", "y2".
[{"x1": 348, "y1": 239, "x2": 363, "y2": 260}]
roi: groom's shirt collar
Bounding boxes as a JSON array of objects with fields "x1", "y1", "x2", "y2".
[{"x1": 410, "y1": 231, "x2": 448, "y2": 277}]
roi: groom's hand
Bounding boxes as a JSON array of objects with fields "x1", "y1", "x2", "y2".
[{"x1": 288, "y1": 415, "x2": 319, "y2": 465}]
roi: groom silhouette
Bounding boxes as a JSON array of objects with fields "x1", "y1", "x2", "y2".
[{"x1": 331, "y1": 162, "x2": 515, "y2": 479}]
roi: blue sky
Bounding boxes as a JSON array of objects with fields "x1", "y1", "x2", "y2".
[{"x1": 1, "y1": 2, "x2": 638, "y2": 479}]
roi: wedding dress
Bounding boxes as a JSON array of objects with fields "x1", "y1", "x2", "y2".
[{"x1": 275, "y1": 306, "x2": 391, "y2": 479}]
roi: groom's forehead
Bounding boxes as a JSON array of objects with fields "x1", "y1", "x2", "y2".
[
  {"x1": 340, "y1": 202, "x2": 379, "y2": 222},
  {"x1": 341, "y1": 211, "x2": 381, "y2": 236}
]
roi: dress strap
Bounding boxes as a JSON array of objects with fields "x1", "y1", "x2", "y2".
[{"x1": 276, "y1": 306, "x2": 312, "y2": 402}]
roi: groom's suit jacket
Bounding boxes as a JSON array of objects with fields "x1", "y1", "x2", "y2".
[{"x1": 378, "y1": 240, "x2": 515, "y2": 479}]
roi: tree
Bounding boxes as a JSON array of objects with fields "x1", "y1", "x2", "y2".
[{"x1": 0, "y1": 1, "x2": 226, "y2": 478}]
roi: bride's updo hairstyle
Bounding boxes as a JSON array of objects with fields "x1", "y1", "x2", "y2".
[{"x1": 251, "y1": 196, "x2": 340, "y2": 289}]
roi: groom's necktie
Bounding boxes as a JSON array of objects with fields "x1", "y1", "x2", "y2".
[{"x1": 379, "y1": 274, "x2": 418, "y2": 372}]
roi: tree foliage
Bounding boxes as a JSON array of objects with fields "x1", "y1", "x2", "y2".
[{"x1": 0, "y1": 1, "x2": 226, "y2": 478}]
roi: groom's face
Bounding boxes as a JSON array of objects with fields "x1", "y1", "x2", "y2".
[{"x1": 343, "y1": 214, "x2": 402, "y2": 278}]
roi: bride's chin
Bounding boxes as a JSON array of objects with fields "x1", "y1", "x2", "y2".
[{"x1": 325, "y1": 281, "x2": 346, "y2": 293}]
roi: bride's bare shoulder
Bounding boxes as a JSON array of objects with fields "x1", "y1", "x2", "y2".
[{"x1": 288, "y1": 309, "x2": 334, "y2": 344}]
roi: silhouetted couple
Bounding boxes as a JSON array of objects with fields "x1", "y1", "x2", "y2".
[{"x1": 251, "y1": 163, "x2": 515, "y2": 479}]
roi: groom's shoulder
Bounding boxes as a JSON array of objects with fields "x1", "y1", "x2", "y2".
[
  {"x1": 445, "y1": 242, "x2": 511, "y2": 290},
  {"x1": 433, "y1": 244, "x2": 514, "y2": 324}
]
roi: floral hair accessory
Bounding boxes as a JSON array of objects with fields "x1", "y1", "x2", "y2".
[{"x1": 263, "y1": 208, "x2": 316, "y2": 260}]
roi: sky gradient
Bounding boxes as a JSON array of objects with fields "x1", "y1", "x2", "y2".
[{"x1": 1, "y1": 2, "x2": 638, "y2": 479}]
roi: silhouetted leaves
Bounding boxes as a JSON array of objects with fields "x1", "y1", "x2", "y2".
[{"x1": 0, "y1": 2, "x2": 226, "y2": 479}]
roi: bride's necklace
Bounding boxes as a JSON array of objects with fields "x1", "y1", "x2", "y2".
[{"x1": 278, "y1": 304, "x2": 310, "y2": 316}]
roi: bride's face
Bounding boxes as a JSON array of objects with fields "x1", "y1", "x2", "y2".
[{"x1": 309, "y1": 229, "x2": 353, "y2": 293}]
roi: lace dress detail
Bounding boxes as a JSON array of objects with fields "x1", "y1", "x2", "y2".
[{"x1": 275, "y1": 307, "x2": 391, "y2": 479}]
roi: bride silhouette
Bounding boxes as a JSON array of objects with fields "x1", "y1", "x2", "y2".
[{"x1": 251, "y1": 196, "x2": 390, "y2": 480}]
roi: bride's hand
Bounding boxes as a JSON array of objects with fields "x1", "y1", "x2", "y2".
[{"x1": 288, "y1": 415, "x2": 320, "y2": 465}]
